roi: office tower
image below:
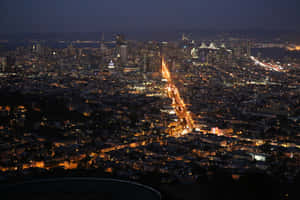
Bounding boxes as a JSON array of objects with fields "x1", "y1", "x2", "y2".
[
  {"x1": 160, "y1": 42, "x2": 168, "y2": 58},
  {"x1": 68, "y1": 43, "x2": 76, "y2": 56},
  {"x1": 143, "y1": 54, "x2": 148, "y2": 73},
  {"x1": 32, "y1": 44, "x2": 36, "y2": 53},
  {"x1": 191, "y1": 48, "x2": 198, "y2": 59},
  {"x1": 182, "y1": 33, "x2": 189, "y2": 41},
  {"x1": 35, "y1": 43, "x2": 44, "y2": 55},
  {"x1": 32, "y1": 43, "x2": 43, "y2": 54},
  {"x1": 6, "y1": 56, "x2": 15, "y2": 67},
  {"x1": 171, "y1": 59, "x2": 176, "y2": 72},
  {"x1": 114, "y1": 33, "x2": 126, "y2": 58},
  {"x1": 0, "y1": 57, "x2": 7, "y2": 72},
  {"x1": 234, "y1": 46, "x2": 242, "y2": 58},
  {"x1": 100, "y1": 33, "x2": 106, "y2": 53},
  {"x1": 115, "y1": 34, "x2": 125, "y2": 45},
  {"x1": 120, "y1": 45, "x2": 128, "y2": 65},
  {"x1": 6, "y1": 56, "x2": 15, "y2": 71},
  {"x1": 78, "y1": 49, "x2": 83, "y2": 57},
  {"x1": 0, "y1": 56, "x2": 15, "y2": 72},
  {"x1": 247, "y1": 41, "x2": 251, "y2": 57}
]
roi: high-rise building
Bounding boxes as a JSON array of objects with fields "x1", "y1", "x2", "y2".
[
  {"x1": 67, "y1": 43, "x2": 76, "y2": 56},
  {"x1": 32, "y1": 44, "x2": 36, "y2": 53},
  {"x1": 6, "y1": 56, "x2": 15, "y2": 68},
  {"x1": 114, "y1": 34, "x2": 126, "y2": 59},
  {"x1": 191, "y1": 48, "x2": 198, "y2": 59},
  {"x1": 35, "y1": 43, "x2": 43, "y2": 55},
  {"x1": 0, "y1": 57, "x2": 7, "y2": 72},
  {"x1": 115, "y1": 34, "x2": 125, "y2": 46},
  {"x1": 0, "y1": 56, "x2": 15, "y2": 72},
  {"x1": 32, "y1": 43, "x2": 43, "y2": 54},
  {"x1": 182, "y1": 33, "x2": 189, "y2": 41},
  {"x1": 234, "y1": 46, "x2": 242, "y2": 58},
  {"x1": 247, "y1": 41, "x2": 251, "y2": 57},
  {"x1": 100, "y1": 33, "x2": 106, "y2": 53},
  {"x1": 160, "y1": 42, "x2": 168, "y2": 58},
  {"x1": 143, "y1": 54, "x2": 148, "y2": 73},
  {"x1": 120, "y1": 45, "x2": 128, "y2": 65},
  {"x1": 171, "y1": 59, "x2": 176, "y2": 72}
]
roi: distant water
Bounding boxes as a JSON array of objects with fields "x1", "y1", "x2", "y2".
[{"x1": 252, "y1": 48, "x2": 300, "y2": 60}]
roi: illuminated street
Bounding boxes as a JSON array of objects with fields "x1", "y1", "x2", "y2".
[
  {"x1": 162, "y1": 59, "x2": 195, "y2": 137},
  {"x1": 250, "y1": 56, "x2": 284, "y2": 72}
]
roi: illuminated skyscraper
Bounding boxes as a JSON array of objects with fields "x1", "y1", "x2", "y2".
[
  {"x1": 182, "y1": 33, "x2": 189, "y2": 41},
  {"x1": 191, "y1": 48, "x2": 198, "y2": 59},
  {"x1": 35, "y1": 43, "x2": 44, "y2": 55}
]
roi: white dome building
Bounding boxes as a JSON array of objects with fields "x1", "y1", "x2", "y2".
[
  {"x1": 208, "y1": 42, "x2": 218, "y2": 50},
  {"x1": 199, "y1": 42, "x2": 208, "y2": 49}
]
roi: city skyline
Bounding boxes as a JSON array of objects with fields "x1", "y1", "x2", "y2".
[{"x1": 1, "y1": 1, "x2": 300, "y2": 199}]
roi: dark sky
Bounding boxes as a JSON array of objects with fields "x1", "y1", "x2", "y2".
[{"x1": 0, "y1": 0, "x2": 299, "y2": 33}]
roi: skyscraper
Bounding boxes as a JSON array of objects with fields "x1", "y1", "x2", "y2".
[
  {"x1": 0, "y1": 57, "x2": 7, "y2": 72},
  {"x1": 0, "y1": 56, "x2": 15, "y2": 72},
  {"x1": 6, "y1": 56, "x2": 15, "y2": 68},
  {"x1": 120, "y1": 45, "x2": 128, "y2": 65},
  {"x1": 247, "y1": 41, "x2": 251, "y2": 57},
  {"x1": 115, "y1": 34, "x2": 125, "y2": 46},
  {"x1": 234, "y1": 46, "x2": 242, "y2": 58},
  {"x1": 115, "y1": 33, "x2": 126, "y2": 61},
  {"x1": 171, "y1": 59, "x2": 176, "y2": 72},
  {"x1": 36, "y1": 43, "x2": 43, "y2": 55},
  {"x1": 182, "y1": 33, "x2": 189, "y2": 41},
  {"x1": 160, "y1": 42, "x2": 168, "y2": 58},
  {"x1": 191, "y1": 48, "x2": 198, "y2": 59},
  {"x1": 100, "y1": 32, "x2": 106, "y2": 53},
  {"x1": 143, "y1": 54, "x2": 148, "y2": 73}
]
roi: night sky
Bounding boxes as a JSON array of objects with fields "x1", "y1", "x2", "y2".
[{"x1": 0, "y1": 0, "x2": 300, "y2": 33}]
